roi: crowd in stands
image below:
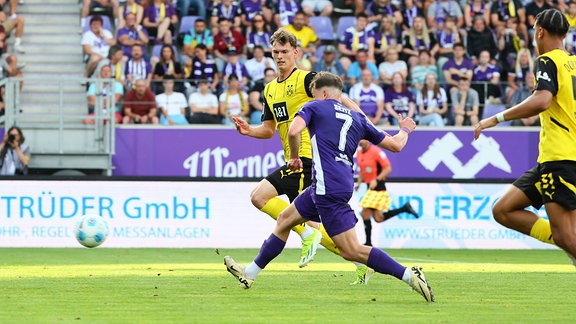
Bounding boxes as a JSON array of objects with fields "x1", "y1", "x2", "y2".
[
  {"x1": 79, "y1": 0, "x2": 574, "y2": 127},
  {"x1": 0, "y1": 0, "x2": 25, "y2": 118}
]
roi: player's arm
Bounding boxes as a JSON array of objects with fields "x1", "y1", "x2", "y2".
[
  {"x1": 377, "y1": 115, "x2": 415, "y2": 152},
  {"x1": 474, "y1": 56, "x2": 555, "y2": 139},
  {"x1": 232, "y1": 118, "x2": 276, "y2": 138},
  {"x1": 287, "y1": 115, "x2": 306, "y2": 171}
]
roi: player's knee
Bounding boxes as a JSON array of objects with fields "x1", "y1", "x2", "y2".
[
  {"x1": 492, "y1": 200, "x2": 508, "y2": 225},
  {"x1": 249, "y1": 191, "x2": 266, "y2": 209},
  {"x1": 551, "y1": 230, "x2": 576, "y2": 251}
]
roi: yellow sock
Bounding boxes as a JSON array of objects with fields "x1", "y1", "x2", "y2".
[
  {"x1": 530, "y1": 218, "x2": 556, "y2": 245},
  {"x1": 260, "y1": 198, "x2": 305, "y2": 235},
  {"x1": 318, "y1": 224, "x2": 341, "y2": 255}
]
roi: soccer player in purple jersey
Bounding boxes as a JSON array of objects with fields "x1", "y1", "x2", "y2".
[{"x1": 225, "y1": 72, "x2": 435, "y2": 302}]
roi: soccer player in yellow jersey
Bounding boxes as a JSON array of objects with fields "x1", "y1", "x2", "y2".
[
  {"x1": 232, "y1": 29, "x2": 375, "y2": 283},
  {"x1": 475, "y1": 8, "x2": 576, "y2": 265}
]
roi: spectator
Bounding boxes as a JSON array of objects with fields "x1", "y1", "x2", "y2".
[
  {"x1": 464, "y1": 0, "x2": 490, "y2": 30},
  {"x1": 505, "y1": 47, "x2": 533, "y2": 104},
  {"x1": 178, "y1": 0, "x2": 207, "y2": 19},
  {"x1": 490, "y1": 0, "x2": 528, "y2": 42},
  {"x1": 221, "y1": 49, "x2": 250, "y2": 90},
  {"x1": 378, "y1": 47, "x2": 408, "y2": 89},
  {"x1": 219, "y1": 74, "x2": 249, "y2": 125},
  {"x1": 435, "y1": 15, "x2": 461, "y2": 68},
  {"x1": 565, "y1": 1, "x2": 576, "y2": 29},
  {"x1": 525, "y1": 0, "x2": 554, "y2": 39},
  {"x1": 117, "y1": 0, "x2": 144, "y2": 30},
  {"x1": 82, "y1": 15, "x2": 116, "y2": 78},
  {"x1": 93, "y1": 45, "x2": 126, "y2": 88},
  {"x1": 0, "y1": 126, "x2": 30, "y2": 176},
  {"x1": 268, "y1": 0, "x2": 301, "y2": 28},
  {"x1": 496, "y1": 16, "x2": 525, "y2": 67},
  {"x1": 384, "y1": 72, "x2": 416, "y2": 125},
  {"x1": 143, "y1": 0, "x2": 178, "y2": 45},
  {"x1": 239, "y1": 0, "x2": 264, "y2": 31},
  {"x1": 246, "y1": 67, "x2": 276, "y2": 125},
  {"x1": 117, "y1": 12, "x2": 149, "y2": 61},
  {"x1": 509, "y1": 71, "x2": 539, "y2": 127},
  {"x1": 0, "y1": 0, "x2": 20, "y2": 20},
  {"x1": 295, "y1": 45, "x2": 312, "y2": 71},
  {"x1": 367, "y1": 0, "x2": 403, "y2": 28},
  {"x1": 374, "y1": 14, "x2": 402, "y2": 65},
  {"x1": 187, "y1": 44, "x2": 220, "y2": 94},
  {"x1": 125, "y1": 44, "x2": 152, "y2": 89},
  {"x1": 157, "y1": 76, "x2": 189, "y2": 125},
  {"x1": 451, "y1": 77, "x2": 479, "y2": 126},
  {"x1": 401, "y1": 16, "x2": 438, "y2": 68},
  {"x1": 244, "y1": 45, "x2": 276, "y2": 85},
  {"x1": 246, "y1": 13, "x2": 272, "y2": 57},
  {"x1": 346, "y1": 49, "x2": 379, "y2": 87},
  {"x1": 182, "y1": 18, "x2": 213, "y2": 59},
  {"x1": 426, "y1": 0, "x2": 464, "y2": 32},
  {"x1": 4, "y1": 54, "x2": 23, "y2": 92},
  {"x1": 188, "y1": 79, "x2": 221, "y2": 124},
  {"x1": 417, "y1": 72, "x2": 447, "y2": 126},
  {"x1": 211, "y1": 0, "x2": 242, "y2": 33},
  {"x1": 301, "y1": 0, "x2": 333, "y2": 17},
  {"x1": 442, "y1": 42, "x2": 474, "y2": 93},
  {"x1": 213, "y1": 17, "x2": 246, "y2": 73},
  {"x1": 84, "y1": 65, "x2": 124, "y2": 125},
  {"x1": 152, "y1": 44, "x2": 184, "y2": 94},
  {"x1": 410, "y1": 49, "x2": 438, "y2": 91},
  {"x1": 313, "y1": 45, "x2": 346, "y2": 81},
  {"x1": 0, "y1": 86, "x2": 5, "y2": 116},
  {"x1": 401, "y1": 0, "x2": 424, "y2": 31},
  {"x1": 467, "y1": 15, "x2": 499, "y2": 64},
  {"x1": 338, "y1": 12, "x2": 375, "y2": 72},
  {"x1": 472, "y1": 50, "x2": 501, "y2": 106},
  {"x1": 122, "y1": 79, "x2": 159, "y2": 124},
  {"x1": 349, "y1": 68, "x2": 387, "y2": 125},
  {"x1": 0, "y1": 4, "x2": 24, "y2": 53},
  {"x1": 284, "y1": 11, "x2": 318, "y2": 51},
  {"x1": 332, "y1": 0, "x2": 365, "y2": 17},
  {"x1": 81, "y1": 0, "x2": 119, "y2": 31},
  {"x1": 0, "y1": 25, "x2": 6, "y2": 55}
]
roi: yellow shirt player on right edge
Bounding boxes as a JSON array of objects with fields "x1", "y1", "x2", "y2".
[{"x1": 475, "y1": 8, "x2": 576, "y2": 267}]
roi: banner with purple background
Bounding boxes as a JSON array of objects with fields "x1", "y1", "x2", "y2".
[{"x1": 113, "y1": 128, "x2": 539, "y2": 179}]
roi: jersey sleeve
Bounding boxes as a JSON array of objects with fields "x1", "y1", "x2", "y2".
[
  {"x1": 262, "y1": 84, "x2": 274, "y2": 121},
  {"x1": 295, "y1": 101, "x2": 315, "y2": 124},
  {"x1": 534, "y1": 55, "x2": 559, "y2": 96},
  {"x1": 363, "y1": 115, "x2": 386, "y2": 144},
  {"x1": 304, "y1": 71, "x2": 316, "y2": 98}
]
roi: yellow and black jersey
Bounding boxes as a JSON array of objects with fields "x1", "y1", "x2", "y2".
[
  {"x1": 263, "y1": 68, "x2": 316, "y2": 161},
  {"x1": 534, "y1": 49, "x2": 576, "y2": 163}
]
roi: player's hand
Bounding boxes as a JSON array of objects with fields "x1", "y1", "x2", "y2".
[
  {"x1": 354, "y1": 183, "x2": 360, "y2": 191},
  {"x1": 474, "y1": 116, "x2": 498, "y2": 140},
  {"x1": 287, "y1": 158, "x2": 303, "y2": 172},
  {"x1": 397, "y1": 114, "x2": 416, "y2": 133},
  {"x1": 232, "y1": 116, "x2": 250, "y2": 135}
]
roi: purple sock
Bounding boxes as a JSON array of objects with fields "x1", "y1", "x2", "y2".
[
  {"x1": 366, "y1": 248, "x2": 406, "y2": 280},
  {"x1": 253, "y1": 234, "x2": 286, "y2": 269}
]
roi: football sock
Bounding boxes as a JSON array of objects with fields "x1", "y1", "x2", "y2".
[
  {"x1": 366, "y1": 247, "x2": 406, "y2": 280},
  {"x1": 260, "y1": 197, "x2": 289, "y2": 221},
  {"x1": 15, "y1": 37, "x2": 21, "y2": 46},
  {"x1": 363, "y1": 219, "x2": 372, "y2": 246},
  {"x1": 530, "y1": 218, "x2": 556, "y2": 245},
  {"x1": 317, "y1": 224, "x2": 341, "y2": 255},
  {"x1": 253, "y1": 234, "x2": 286, "y2": 269},
  {"x1": 300, "y1": 225, "x2": 314, "y2": 239},
  {"x1": 244, "y1": 262, "x2": 262, "y2": 280},
  {"x1": 401, "y1": 268, "x2": 412, "y2": 284}
]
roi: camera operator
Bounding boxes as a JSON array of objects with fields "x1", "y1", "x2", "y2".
[{"x1": 0, "y1": 126, "x2": 30, "y2": 176}]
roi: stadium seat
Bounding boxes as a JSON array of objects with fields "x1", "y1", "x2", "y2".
[
  {"x1": 179, "y1": 15, "x2": 202, "y2": 35},
  {"x1": 482, "y1": 104, "x2": 511, "y2": 126},
  {"x1": 315, "y1": 45, "x2": 326, "y2": 58},
  {"x1": 336, "y1": 16, "x2": 356, "y2": 40},
  {"x1": 151, "y1": 44, "x2": 180, "y2": 61},
  {"x1": 84, "y1": 15, "x2": 113, "y2": 33},
  {"x1": 309, "y1": 16, "x2": 334, "y2": 41}
]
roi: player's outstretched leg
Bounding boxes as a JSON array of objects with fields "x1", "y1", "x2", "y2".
[
  {"x1": 224, "y1": 256, "x2": 253, "y2": 289},
  {"x1": 299, "y1": 227, "x2": 322, "y2": 267},
  {"x1": 382, "y1": 202, "x2": 419, "y2": 221}
]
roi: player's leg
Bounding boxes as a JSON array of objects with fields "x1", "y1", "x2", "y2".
[
  {"x1": 382, "y1": 202, "x2": 419, "y2": 221},
  {"x1": 361, "y1": 208, "x2": 372, "y2": 246},
  {"x1": 494, "y1": 167, "x2": 555, "y2": 245},
  {"x1": 545, "y1": 203, "x2": 576, "y2": 259}
]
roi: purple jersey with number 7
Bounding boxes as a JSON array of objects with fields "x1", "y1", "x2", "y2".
[{"x1": 296, "y1": 99, "x2": 386, "y2": 195}]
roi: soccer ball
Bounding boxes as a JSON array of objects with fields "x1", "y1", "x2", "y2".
[{"x1": 74, "y1": 214, "x2": 110, "y2": 248}]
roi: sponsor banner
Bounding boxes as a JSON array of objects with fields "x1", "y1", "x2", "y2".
[
  {"x1": 0, "y1": 180, "x2": 553, "y2": 249},
  {"x1": 113, "y1": 128, "x2": 539, "y2": 179}
]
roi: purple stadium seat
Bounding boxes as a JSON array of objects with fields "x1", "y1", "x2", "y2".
[
  {"x1": 179, "y1": 15, "x2": 203, "y2": 35},
  {"x1": 336, "y1": 16, "x2": 356, "y2": 40},
  {"x1": 309, "y1": 16, "x2": 334, "y2": 41}
]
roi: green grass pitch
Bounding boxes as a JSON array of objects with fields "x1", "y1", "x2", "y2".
[{"x1": 0, "y1": 248, "x2": 573, "y2": 323}]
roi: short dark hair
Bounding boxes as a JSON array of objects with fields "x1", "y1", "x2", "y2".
[
  {"x1": 453, "y1": 42, "x2": 465, "y2": 50},
  {"x1": 108, "y1": 45, "x2": 122, "y2": 58},
  {"x1": 264, "y1": 67, "x2": 276, "y2": 75},
  {"x1": 309, "y1": 72, "x2": 343, "y2": 93},
  {"x1": 270, "y1": 29, "x2": 298, "y2": 48},
  {"x1": 90, "y1": 15, "x2": 103, "y2": 25},
  {"x1": 535, "y1": 8, "x2": 569, "y2": 37},
  {"x1": 218, "y1": 17, "x2": 231, "y2": 24},
  {"x1": 195, "y1": 43, "x2": 207, "y2": 50}
]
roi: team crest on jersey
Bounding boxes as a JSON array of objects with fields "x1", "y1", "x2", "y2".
[{"x1": 286, "y1": 84, "x2": 294, "y2": 97}]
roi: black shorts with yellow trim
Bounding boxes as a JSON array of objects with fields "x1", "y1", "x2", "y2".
[
  {"x1": 513, "y1": 166, "x2": 543, "y2": 209},
  {"x1": 538, "y1": 161, "x2": 576, "y2": 210},
  {"x1": 265, "y1": 158, "x2": 312, "y2": 202}
]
